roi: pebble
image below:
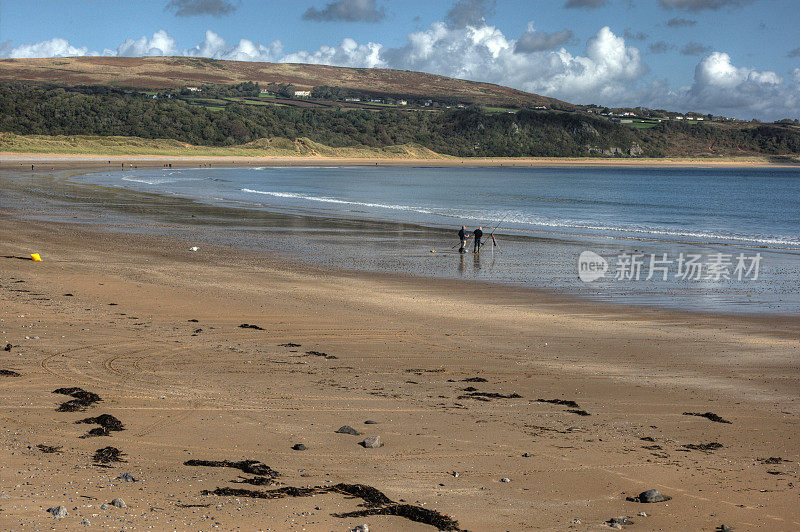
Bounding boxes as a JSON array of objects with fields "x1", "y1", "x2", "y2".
[
  {"x1": 360, "y1": 435, "x2": 382, "y2": 448},
  {"x1": 352, "y1": 525, "x2": 369, "y2": 532},
  {"x1": 522, "y1": 452, "x2": 533, "y2": 457},
  {"x1": 292, "y1": 443, "x2": 307, "y2": 451},
  {"x1": 81, "y1": 518, "x2": 91, "y2": 526},
  {"x1": 638, "y1": 512, "x2": 647, "y2": 517},
  {"x1": 47, "y1": 506, "x2": 68, "y2": 518},
  {"x1": 116, "y1": 472, "x2": 137, "y2": 482},
  {"x1": 100, "y1": 503, "x2": 110, "y2": 510},
  {"x1": 336, "y1": 425, "x2": 361, "y2": 435},
  {"x1": 608, "y1": 516, "x2": 633, "y2": 527},
  {"x1": 111, "y1": 497, "x2": 126, "y2": 508},
  {"x1": 500, "y1": 477, "x2": 510, "y2": 483},
  {"x1": 632, "y1": 489, "x2": 669, "y2": 503},
  {"x1": 364, "y1": 420, "x2": 378, "y2": 424}
]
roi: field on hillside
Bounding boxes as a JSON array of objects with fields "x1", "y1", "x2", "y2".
[{"x1": 0, "y1": 57, "x2": 566, "y2": 109}]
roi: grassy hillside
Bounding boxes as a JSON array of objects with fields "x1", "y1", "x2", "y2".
[{"x1": 0, "y1": 56, "x2": 567, "y2": 109}]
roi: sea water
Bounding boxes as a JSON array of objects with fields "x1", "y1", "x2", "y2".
[{"x1": 65, "y1": 165, "x2": 800, "y2": 314}]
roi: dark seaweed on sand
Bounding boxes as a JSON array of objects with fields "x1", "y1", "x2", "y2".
[
  {"x1": 683, "y1": 442, "x2": 723, "y2": 452},
  {"x1": 279, "y1": 343, "x2": 301, "y2": 347},
  {"x1": 185, "y1": 459, "x2": 279, "y2": 479},
  {"x1": 536, "y1": 398, "x2": 580, "y2": 408},
  {"x1": 203, "y1": 483, "x2": 461, "y2": 531},
  {"x1": 53, "y1": 387, "x2": 102, "y2": 412},
  {"x1": 77, "y1": 414, "x2": 125, "y2": 431},
  {"x1": 0, "y1": 369, "x2": 21, "y2": 377},
  {"x1": 683, "y1": 412, "x2": 732, "y2": 424},
  {"x1": 37, "y1": 444, "x2": 62, "y2": 453},
  {"x1": 567, "y1": 409, "x2": 591, "y2": 416},
  {"x1": 457, "y1": 391, "x2": 522, "y2": 400},
  {"x1": 238, "y1": 323, "x2": 264, "y2": 330},
  {"x1": 93, "y1": 446, "x2": 126, "y2": 463}
]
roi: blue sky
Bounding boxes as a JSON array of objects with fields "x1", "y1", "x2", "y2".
[{"x1": 1, "y1": 0, "x2": 798, "y2": 120}]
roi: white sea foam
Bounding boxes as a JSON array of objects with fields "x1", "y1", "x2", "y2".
[{"x1": 240, "y1": 188, "x2": 800, "y2": 247}]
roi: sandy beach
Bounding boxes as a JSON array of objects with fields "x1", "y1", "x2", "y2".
[{"x1": 1, "y1": 162, "x2": 799, "y2": 531}]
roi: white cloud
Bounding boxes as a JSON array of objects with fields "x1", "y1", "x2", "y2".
[
  {"x1": 5, "y1": 37, "x2": 91, "y2": 58},
  {"x1": 116, "y1": 30, "x2": 180, "y2": 57},
  {"x1": 281, "y1": 38, "x2": 383, "y2": 67},
  {"x1": 185, "y1": 30, "x2": 283, "y2": 61}
]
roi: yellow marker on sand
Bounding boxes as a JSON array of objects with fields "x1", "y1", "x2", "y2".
[{"x1": 31, "y1": 253, "x2": 42, "y2": 262}]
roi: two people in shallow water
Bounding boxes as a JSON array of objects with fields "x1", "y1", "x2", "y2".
[{"x1": 458, "y1": 226, "x2": 483, "y2": 253}]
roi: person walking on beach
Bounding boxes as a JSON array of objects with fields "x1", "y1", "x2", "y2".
[
  {"x1": 473, "y1": 227, "x2": 483, "y2": 253},
  {"x1": 458, "y1": 226, "x2": 470, "y2": 254}
]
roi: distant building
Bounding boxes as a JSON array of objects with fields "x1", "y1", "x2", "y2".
[
  {"x1": 294, "y1": 90, "x2": 311, "y2": 98},
  {"x1": 345, "y1": 97, "x2": 361, "y2": 102},
  {"x1": 397, "y1": 100, "x2": 408, "y2": 106},
  {"x1": 260, "y1": 89, "x2": 270, "y2": 94},
  {"x1": 186, "y1": 87, "x2": 202, "y2": 92}
]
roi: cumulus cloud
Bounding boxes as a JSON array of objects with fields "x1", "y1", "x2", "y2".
[
  {"x1": 680, "y1": 52, "x2": 798, "y2": 119},
  {"x1": 564, "y1": 0, "x2": 607, "y2": 8},
  {"x1": 382, "y1": 24, "x2": 646, "y2": 104},
  {"x1": 659, "y1": 0, "x2": 756, "y2": 11},
  {"x1": 515, "y1": 23, "x2": 574, "y2": 52},
  {"x1": 185, "y1": 30, "x2": 283, "y2": 61},
  {"x1": 445, "y1": 0, "x2": 495, "y2": 28},
  {"x1": 665, "y1": 17, "x2": 697, "y2": 27},
  {"x1": 3, "y1": 37, "x2": 91, "y2": 58},
  {"x1": 302, "y1": 0, "x2": 385, "y2": 23},
  {"x1": 165, "y1": 0, "x2": 238, "y2": 17},
  {"x1": 648, "y1": 41, "x2": 675, "y2": 54},
  {"x1": 116, "y1": 30, "x2": 180, "y2": 57},
  {"x1": 282, "y1": 38, "x2": 383, "y2": 67},
  {"x1": 680, "y1": 41, "x2": 712, "y2": 55}
]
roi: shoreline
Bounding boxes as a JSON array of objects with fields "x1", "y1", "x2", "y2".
[
  {"x1": 5, "y1": 164, "x2": 800, "y2": 318},
  {"x1": 3, "y1": 152, "x2": 800, "y2": 169}
]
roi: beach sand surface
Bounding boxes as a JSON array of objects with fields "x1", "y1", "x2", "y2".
[{"x1": 1, "y1": 185, "x2": 799, "y2": 530}]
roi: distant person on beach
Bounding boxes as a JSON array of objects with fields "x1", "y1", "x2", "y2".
[
  {"x1": 458, "y1": 226, "x2": 470, "y2": 253},
  {"x1": 473, "y1": 227, "x2": 483, "y2": 253}
]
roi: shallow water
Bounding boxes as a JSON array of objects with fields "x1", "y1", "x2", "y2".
[{"x1": 11, "y1": 165, "x2": 800, "y2": 315}]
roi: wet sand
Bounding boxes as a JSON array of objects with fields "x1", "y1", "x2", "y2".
[
  {"x1": 2, "y1": 153, "x2": 798, "y2": 170},
  {"x1": 1, "y1": 179, "x2": 799, "y2": 530}
]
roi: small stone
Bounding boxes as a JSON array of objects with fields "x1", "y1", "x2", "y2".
[
  {"x1": 572, "y1": 518, "x2": 581, "y2": 524},
  {"x1": 638, "y1": 512, "x2": 647, "y2": 517},
  {"x1": 100, "y1": 503, "x2": 110, "y2": 510},
  {"x1": 522, "y1": 452, "x2": 533, "y2": 457},
  {"x1": 500, "y1": 477, "x2": 510, "y2": 483},
  {"x1": 336, "y1": 425, "x2": 361, "y2": 435},
  {"x1": 360, "y1": 436, "x2": 382, "y2": 448},
  {"x1": 116, "y1": 472, "x2": 137, "y2": 482},
  {"x1": 628, "y1": 489, "x2": 670, "y2": 503},
  {"x1": 608, "y1": 516, "x2": 633, "y2": 527},
  {"x1": 451, "y1": 471, "x2": 459, "y2": 477},
  {"x1": 81, "y1": 518, "x2": 91, "y2": 526},
  {"x1": 47, "y1": 506, "x2": 68, "y2": 518},
  {"x1": 352, "y1": 525, "x2": 369, "y2": 532},
  {"x1": 364, "y1": 420, "x2": 378, "y2": 424},
  {"x1": 111, "y1": 497, "x2": 126, "y2": 508},
  {"x1": 292, "y1": 443, "x2": 307, "y2": 451}
]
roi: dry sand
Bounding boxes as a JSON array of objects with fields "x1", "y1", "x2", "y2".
[{"x1": 1, "y1": 178, "x2": 799, "y2": 530}]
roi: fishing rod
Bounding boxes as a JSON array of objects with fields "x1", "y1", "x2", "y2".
[{"x1": 486, "y1": 215, "x2": 507, "y2": 251}]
